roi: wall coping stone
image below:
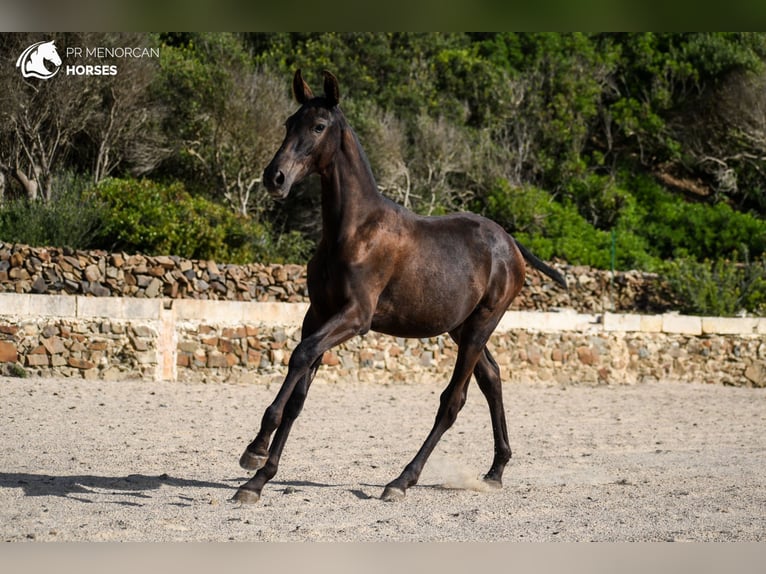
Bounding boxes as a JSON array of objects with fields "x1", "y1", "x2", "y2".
[{"x1": 1, "y1": 293, "x2": 763, "y2": 336}]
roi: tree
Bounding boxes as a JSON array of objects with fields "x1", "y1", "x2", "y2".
[
  {"x1": 683, "y1": 68, "x2": 766, "y2": 211},
  {"x1": 0, "y1": 33, "x2": 169, "y2": 199},
  {"x1": 348, "y1": 100, "x2": 412, "y2": 208},
  {"x1": 83, "y1": 33, "x2": 169, "y2": 183},
  {"x1": 600, "y1": 33, "x2": 766, "y2": 197},
  {"x1": 409, "y1": 113, "x2": 476, "y2": 214},
  {"x1": 158, "y1": 34, "x2": 293, "y2": 216},
  {"x1": 0, "y1": 33, "x2": 97, "y2": 201}
]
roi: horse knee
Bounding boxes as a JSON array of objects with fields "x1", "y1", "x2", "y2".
[
  {"x1": 288, "y1": 346, "x2": 311, "y2": 370},
  {"x1": 438, "y1": 389, "x2": 467, "y2": 426},
  {"x1": 284, "y1": 388, "x2": 308, "y2": 420},
  {"x1": 261, "y1": 404, "x2": 282, "y2": 431}
]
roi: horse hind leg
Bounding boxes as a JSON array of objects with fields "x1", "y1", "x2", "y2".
[
  {"x1": 381, "y1": 321, "x2": 496, "y2": 501},
  {"x1": 473, "y1": 346, "x2": 512, "y2": 488}
]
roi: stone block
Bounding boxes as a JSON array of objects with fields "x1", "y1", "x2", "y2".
[
  {"x1": 29, "y1": 294, "x2": 76, "y2": 317},
  {"x1": 576, "y1": 346, "x2": 599, "y2": 365},
  {"x1": 144, "y1": 277, "x2": 163, "y2": 298},
  {"x1": 241, "y1": 302, "x2": 308, "y2": 326},
  {"x1": 131, "y1": 324, "x2": 157, "y2": 338},
  {"x1": 135, "y1": 351, "x2": 157, "y2": 364},
  {"x1": 77, "y1": 296, "x2": 118, "y2": 318},
  {"x1": 497, "y1": 310, "x2": 599, "y2": 333},
  {"x1": 26, "y1": 354, "x2": 49, "y2": 367},
  {"x1": 207, "y1": 352, "x2": 230, "y2": 368},
  {"x1": 603, "y1": 312, "x2": 642, "y2": 332},
  {"x1": 68, "y1": 357, "x2": 95, "y2": 369},
  {"x1": 639, "y1": 315, "x2": 663, "y2": 332},
  {"x1": 42, "y1": 336, "x2": 66, "y2": 355},
  {"x1": 662, "y1": 314, "x2": 702, "y2": 335},
  {"x1": 744, "y1": 362, "x2": 766, "y2": 387},
  {"x1": 702, "y1": 317, "x2": 759, "y2": 335},
  {"x1": 0, "y1": 324, "x2": 19, "y2": 335},
  {"x1": 0, "y1": 341, "x2": 17, "y2": 363}
]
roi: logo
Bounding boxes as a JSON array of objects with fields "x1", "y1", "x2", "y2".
[{"x1": 16, "y1": 40, "x2": 62, "y2": 79}]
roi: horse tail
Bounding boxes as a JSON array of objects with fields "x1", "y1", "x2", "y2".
[{"x1": 514, "y1": 239, "x2": 568, "y2": 290}]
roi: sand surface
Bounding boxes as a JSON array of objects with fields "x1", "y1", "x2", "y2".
[{"x1": 1, "y1": 374, "x2": 764, "y2": 542}]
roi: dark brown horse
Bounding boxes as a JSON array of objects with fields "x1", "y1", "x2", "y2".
[{"x1": 233, "y1": 70, "x2": 567, "y2": 504}]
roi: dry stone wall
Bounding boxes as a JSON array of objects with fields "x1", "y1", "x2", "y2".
[
  {"x1": 0, "y1": 317, "x2": 157, "y2": 381},
  {"x1": 0, "y1": 243, "x2": 763, "y2": 387},
  {"x1": 173, "y1": 310, "x2": 766, "y2": 388},
  {"x1": 1, "y1": 294, "x2": 764, "y2": 387},
  {"x1": 0, "y1": 242, "x2": 672, "y2": 313}
]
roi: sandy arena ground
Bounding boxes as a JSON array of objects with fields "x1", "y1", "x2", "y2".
[{"x1": 1, "y1": 374, "x2": 764, "y2": 542}]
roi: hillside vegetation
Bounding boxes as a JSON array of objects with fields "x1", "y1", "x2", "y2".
[{"x1": 1, "y1": 33, "x2": 765, "y2": 314}]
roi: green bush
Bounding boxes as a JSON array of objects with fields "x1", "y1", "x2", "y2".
[
  {"x1": 0, "y1": 173, "x2": 105, "y2": 249},
  {"x1": 91, "y1": 177, "x2": 313, "y2": 264},
  {"x1": 628, "y1": 176, "x2": 766, "y2": 261},
  {"x1": 481, "y1": 174, "x2": 766, "y2": 276},
  {"x1": 661, "y1": 248, "x2": 766, "y2": 316},
  {"x1": 483, "y1": 179, "x2": 657, "y2": 270}
]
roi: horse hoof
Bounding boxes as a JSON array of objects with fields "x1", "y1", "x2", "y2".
[
  {"x1": 482, "y1": 477, "x2": 503, "y2": 490},
  {"x1": 381, "y1": 486, "x2": 406, "y2": 502},
  {"x1": 231, "y1": 487, "x2": 261, "y2": 504},
  {"x1": 239, "y1": 449, "x2": 267, "y2": 471}
]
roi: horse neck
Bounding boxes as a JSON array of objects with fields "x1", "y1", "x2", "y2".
[{"x1": 319, "y1": 127, "x2": 385, "y2": 241}]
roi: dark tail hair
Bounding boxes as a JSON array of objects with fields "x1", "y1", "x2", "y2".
[{"x1": 515, "y1": 239, "x2": 568, "y2": 290}]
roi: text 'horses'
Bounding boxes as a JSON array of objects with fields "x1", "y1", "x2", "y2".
[{"x1": 233, "y1": 70, "x2": 567, "y2": 504}]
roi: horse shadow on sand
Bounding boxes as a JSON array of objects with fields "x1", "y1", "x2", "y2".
[
  {"x1": 0, "y1": 472, "x2": 233, "y2": 505},
  {"x1": 0, "y1": 472, "x2": 439, "y2": 505}
]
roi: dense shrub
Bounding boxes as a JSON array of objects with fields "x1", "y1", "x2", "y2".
[
  {"x1": 661, "y1": 248, "x2": 766, "y2": 316},
  {"x1": 627, "y1": 176, "x2": 766, "y2": 261},
  {"x1": 91, "y1": 178, "x2": 313, "y2": 264},
  {"x1": 482, "y1": 175, "x2": 766, "y2": 277},
  {"x1": 0, "y1": 173, "x2": 105, "y2": 249},
  {"x1": 482, "y1": 179, "x2": 657, "y2": 270}
]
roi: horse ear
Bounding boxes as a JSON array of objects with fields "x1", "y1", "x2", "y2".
[
  {"x1": 293, "y1": 69, "x2": 314, "y2": 104},
  {"x1": 323, "y1": 70, "x2": 340, "y2": 107}
]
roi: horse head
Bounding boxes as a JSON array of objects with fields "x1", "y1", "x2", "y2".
[{"x1": 262, "y1": 69, "x2": 343, "y2": 199}]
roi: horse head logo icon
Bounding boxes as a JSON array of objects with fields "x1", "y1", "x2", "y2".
[{"x1": 16, "y1": 40, "x2": 62, "y2": 79}]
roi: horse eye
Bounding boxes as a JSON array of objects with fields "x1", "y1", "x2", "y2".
[{"x1": 313, "y1": 124, "x2": 326, "y2": 134}]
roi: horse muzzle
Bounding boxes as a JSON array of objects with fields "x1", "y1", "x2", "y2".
[{"x1": 263, "y1": 164, "x2": 292, "y2": 199}]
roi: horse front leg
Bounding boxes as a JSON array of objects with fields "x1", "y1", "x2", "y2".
[
  {"x1": 237, "y1": 308, "x2": 322, "y2": 474},
  {"x1": 232, "y1": 357, "x2": 321, "y2": 503},
  {"x1": 233, "y1": 304, "x2": 369, "y2": 504},
  {"x1": 238, "y1": 355, "x2": 322, "y2": 473}
]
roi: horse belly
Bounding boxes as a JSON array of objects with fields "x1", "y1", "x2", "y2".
[{"x1": 370, "y1": 272, "x2": 483, "y2": 338}]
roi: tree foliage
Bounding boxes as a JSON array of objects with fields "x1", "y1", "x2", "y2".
[{"x1": 1, "y1": 32, "x2": 765, "y2": 291}]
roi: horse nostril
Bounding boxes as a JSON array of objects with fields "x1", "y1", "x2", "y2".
[{"x1": 275, "y1": 171, "x2": 285, "y2": 186}]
